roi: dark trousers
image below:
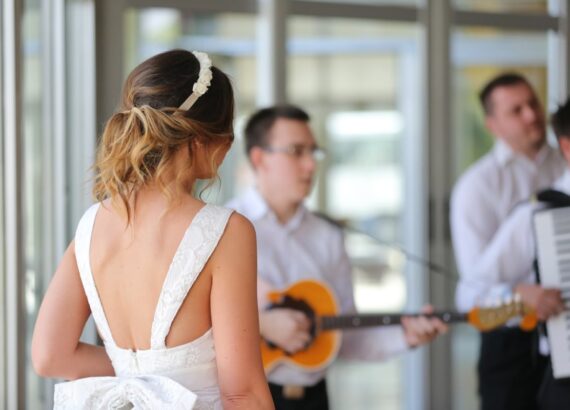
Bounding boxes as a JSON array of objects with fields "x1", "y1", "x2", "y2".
[
  {"x1": 478, "y1": 328, "x2": 548, "y2": 410},
  {"x1": 268, "y1": 379, "x2": 329, "y2": 410},
  {"x1": 538, "y1": 360, "x2": 570, "y2": 410}
]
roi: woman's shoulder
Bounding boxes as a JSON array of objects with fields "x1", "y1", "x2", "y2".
[
  {"x1": 81, "y1": 201, "x2": 103, "y2": 217},
  {"x1": 208, "y1": 208, "x2": 256, "y2": 273},
  {"x1": 224, "y1": 209, "x2": 255, "y2": 237},
  {"x1": 196, "y1": 203, "x2": 255, "y2": 244},
  {"x1": 74, "y1": 202, "x2": 102, "y2": 235}
]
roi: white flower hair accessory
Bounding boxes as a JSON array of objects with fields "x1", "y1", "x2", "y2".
[{"x1": 178, "y1": 51, "x2": 213, "y2": 111}]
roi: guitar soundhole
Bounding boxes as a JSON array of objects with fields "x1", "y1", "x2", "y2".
[{"x1": 266, "y1": 295, "x2": 317, "y2": 354}]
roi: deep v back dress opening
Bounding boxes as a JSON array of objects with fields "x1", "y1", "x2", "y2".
[{"x1": 54, "y1": 202, "x2": 233, "y2": 410}]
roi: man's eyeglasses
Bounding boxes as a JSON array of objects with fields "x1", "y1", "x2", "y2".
[{"x1": 261, "y1": 144, "x2": 326, "y2": 161}]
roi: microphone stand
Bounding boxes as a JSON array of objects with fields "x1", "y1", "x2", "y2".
[{"x1": 315, "y1": 212, "x2": 457, "y2": 282}]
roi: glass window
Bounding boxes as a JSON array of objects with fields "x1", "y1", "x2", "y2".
[
  {"x1": 0, "y1": 9, "x2": 4, "y2": 404},
  {"x1": 454, "y1": 0, "x2": 548, "y2": 14},
  {"x1": 451, "y1": 27, "x2": 548, "y2": 410},
  {"x1": 289, "y1": 16, "x2": 420, "y2": 409},
  {"x1": 305, "y1": 0, "x2": 420, "y2": 5},
  {"x1": 125, "y1": 8, "x2": 257, "y2": 204},
  {"x1": 452, "y1": 29, "x2": 548, "y2": 175},
  {"x1": 22, "y1": 0, "x2": 46, "y2": 407},
  {"x1": 21, "y1": 1, "x2": 97, "y2": 407}
]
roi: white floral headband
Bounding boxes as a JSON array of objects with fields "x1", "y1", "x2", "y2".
[{"x1": 178, "y1": 51, "x2": 213, "y2": 111}]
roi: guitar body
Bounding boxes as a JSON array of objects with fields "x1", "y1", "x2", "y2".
[{"x1": 261, "y1": 279, "x2": 341, "y2": 373}]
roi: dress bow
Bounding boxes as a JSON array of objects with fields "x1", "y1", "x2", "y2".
[{"x1": 54, "y1": 374, "x2": 197, "y2": 409}]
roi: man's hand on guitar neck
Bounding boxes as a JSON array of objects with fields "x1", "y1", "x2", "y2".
[
  {"x1": 514, "y1": 283, "x2": 564, "y2": 321},
  {"x1": 259, "y1": 308, "x2": 311, "y2": 354},
  {"x1": 401, "y1": 305, "x2": 449, "y2": 348}
]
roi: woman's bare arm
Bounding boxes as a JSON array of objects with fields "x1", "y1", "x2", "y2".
[
  {"x1": 31, "y1": 241, "x2": 114, "y2": 380},
  {"x1": 210, "y1": 213, "x2": 274, "y2": 409}
]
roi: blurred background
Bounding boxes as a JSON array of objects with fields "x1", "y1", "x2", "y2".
[{"x1": 1, "y1": 0, "x2": 568, "y2": 409}]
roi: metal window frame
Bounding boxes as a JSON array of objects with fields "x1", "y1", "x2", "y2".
[
  {"x1": 1, "y1": 0, "x2": 99, "y2": 409},
  {"x1": 453, "y1": 9, "x2": 558, "y2": 31},
  {"x1": 419, "y1": 1, "x2": 453, "y2": 409},
  {"x1": 67, "y1": 0, "x2": 98, "y2": 230},
  {"x1": 0, "y1": 1, "x2": 4, "y2": 406},
  {"x1": 550, "y1": 1, "x2": 570, "y2": 104},
  {"x1": 2, "y1": 0, "x2": 24, "y2": 408},
  {"x1": 126, "y1": 0, "x2": 255, "y2": 13},
  {"x1": 257, "y1": 0, "x2": 287, "y2": 104}
]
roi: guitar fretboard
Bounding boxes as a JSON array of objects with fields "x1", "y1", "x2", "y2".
[
  {"x1": 320, "y1": 312, "x2": 467, "y2": 331},
  {"x1": 534, "y1": 207, "x2": 570, "y2": 379}
]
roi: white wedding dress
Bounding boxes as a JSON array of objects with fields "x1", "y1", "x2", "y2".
[{"x1": 54, "y1": 202, "x2": 233, "y2": 409}]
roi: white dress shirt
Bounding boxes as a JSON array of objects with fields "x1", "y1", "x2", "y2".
[
  {"x1": 553, "y1": 168, "x2": 570, "y2": 192},
  {"x1": 451, "y1": 140, "x2": 566, "y2": 312},
  {"x1": 227, "y1": 187, "x2": 408, "y2": 386}
]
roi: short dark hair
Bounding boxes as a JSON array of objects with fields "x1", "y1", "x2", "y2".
[
  {"x1": 552, "y1": 98, "x2": 570, "y2": 140},
  {"x1": 244, "y1": 105, "x2": 310, "y2": 156},
  {"x1": 479, "y1": 73, "x2": 532, "y2": 115}
]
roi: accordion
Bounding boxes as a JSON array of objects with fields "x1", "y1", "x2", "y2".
[{"x1": 534, "y1": 205, "x2": 570, "y2": 378}]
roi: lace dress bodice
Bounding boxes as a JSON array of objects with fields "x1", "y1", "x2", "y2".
[{"x1": 54, "y1": 203, "x2": 233, "y2": 410}]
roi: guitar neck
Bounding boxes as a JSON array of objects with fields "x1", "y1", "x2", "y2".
[{"x1": 320, "y1": 312, "x2": 467, "y2": 331}]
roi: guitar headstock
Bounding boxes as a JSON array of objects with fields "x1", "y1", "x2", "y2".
[{"x1": 467, "y1": 296, "x2": 537, "y2": 332}]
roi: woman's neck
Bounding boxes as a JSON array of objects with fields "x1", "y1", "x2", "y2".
[{"x1": 114, "y1": 182, "x2": 198, "y2": 221}]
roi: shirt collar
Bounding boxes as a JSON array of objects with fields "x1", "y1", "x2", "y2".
[
  {"x1": 493, "y1": 139, "x2": 516, "y2": 167},
  {"x1": 493, "y1": 139, "x2": 551, "y2": 167},
  {"x1": 243, "y1": 187, "x2": 308, "y2": 231},
  {"x1": 286, "y1": 204, "x2": 308, "y2": 232},
  {"x1": 240, "y1": 187, "x2": 270, "y2": 221},
  {"x1": 534, "y1": 142, "x2": 551, "y2": 166}
]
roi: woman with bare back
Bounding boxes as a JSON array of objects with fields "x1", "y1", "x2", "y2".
[{"x1": 31, "y1": 49, "x2": 274, "y2": 410}]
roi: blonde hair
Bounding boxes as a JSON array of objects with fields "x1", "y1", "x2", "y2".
[{"x1": 92, "y1": 50, "x2": 234, "y2": 223}]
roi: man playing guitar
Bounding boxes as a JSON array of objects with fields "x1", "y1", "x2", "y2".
[{"x1": 227, "y1": 105, "x2": 448, "y2": 410}]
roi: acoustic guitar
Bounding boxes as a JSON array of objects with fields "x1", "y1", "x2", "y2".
[{"x1": 261, "y1": 279, "x2": 537, "y2": 373}]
